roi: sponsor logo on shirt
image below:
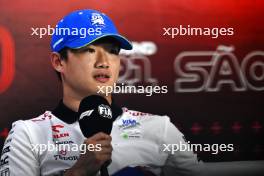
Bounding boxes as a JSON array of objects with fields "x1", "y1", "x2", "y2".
[
  {"x1": 121, "y1": 129, "x2": 142, "y2": 139},
  {"x1": 52, "y1": 124, "x2": 70, "y2": 139},
  {"x1": 119, "y1": 119, "x2": 143, "y2": 139},
  {"x1": 124, "y1": 109, "x2": 150, "y2": 116},
  {"x1": 52, "y1": 125, "x2": 64, "y2": 133},
  {"x1": 0, "y1": 168, "x2": 10, "y2": 176},
  {"x1": 0, "y1": 156, "x2": 9, "y2": 168},
  {"x1": 32, "y1": 112, "x2": 52, "y2": 122},
  {"x1": 53, "y1": 154, "x2": 79, "y2": 161},
  {"x1": 1, "y1": 147, "x2": 10, "y2": 156},
  {"x1": 59, "y1": 149, "x2": 67, "y2": 156},
  {"x1": 53, "y1": 133, "x2": 69, "y2": 139},
  {"x1": 119, "y1": 119, "x2": 141, "y2": 130},
  {"x1": 54, "y1": 140, "x2": 74, "y2": 145}
]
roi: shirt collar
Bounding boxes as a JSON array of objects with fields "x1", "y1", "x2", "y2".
[{"x1": 52, "y1": 99, "x2": 123, "y2": 124}]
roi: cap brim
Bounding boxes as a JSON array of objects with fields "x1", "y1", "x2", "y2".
[{"x1": 66, "y1": 34, "x2": 133, "y2": 50}]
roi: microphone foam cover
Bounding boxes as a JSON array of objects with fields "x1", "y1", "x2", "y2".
[{"x1": 78, "y1": 95, "x2": 113, "y2": 138}]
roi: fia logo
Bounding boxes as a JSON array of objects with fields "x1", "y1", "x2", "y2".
[
  {"x1": 91, "y1": 13, "x2": 105, "y2": 26},
  {"x1": 98, "y1": 104, "x2": 112, "y2": 119}
]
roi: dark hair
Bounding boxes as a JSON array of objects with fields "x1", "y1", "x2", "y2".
[{"x1": 55, "y1": 47, "x2": 88, "y2": 80}]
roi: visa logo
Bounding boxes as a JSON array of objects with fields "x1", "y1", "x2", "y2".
[{"x1": 122, "y1": 119, "x2": 137, "y2": 126}]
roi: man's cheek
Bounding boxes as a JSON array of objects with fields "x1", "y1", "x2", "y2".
[
  {"x1": 114, "y1": 62, "x2": 121, "y2": 82},
  {"x1": 112, "y1": 72, "x2": 119, "y2": 84}
]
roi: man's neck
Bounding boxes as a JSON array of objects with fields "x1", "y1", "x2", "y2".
[{"x1": 62, "y1": 96, "x2": 80, "y2": 112}]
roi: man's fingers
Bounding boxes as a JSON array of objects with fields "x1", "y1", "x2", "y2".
[
  {"x1": 90, "y1": 132, "x2": 112, "y2": 141},
  {"x1": 100, "y1": 146, "x2": 113, "y2": 154},
  {"x1": 97, "y1": 140, "x2": 112, "y2": 147},
  {"x1": 95, "y1": 153, "x2": 112, "y2": 163}
]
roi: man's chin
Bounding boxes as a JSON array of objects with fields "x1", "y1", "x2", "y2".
[
  {"x1": 96, "y1": 92, "x2": 111, "y2": 97},
  {"x1": 79, "y1": 91, "x2": 110, "y2": 99},
  {"x1": 96, "y1": 85, "x2": 114, "y2": 96},
  {"x1": 79, "y1": 82, "x2": 115, "y2": 98}
]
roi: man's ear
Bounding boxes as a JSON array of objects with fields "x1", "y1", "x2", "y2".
[{"x1": 50, "y1": 52, "x2": 64, "y2": 73}]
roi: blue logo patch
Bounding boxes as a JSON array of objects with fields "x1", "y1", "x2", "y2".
[{"x1": 122, "y1": 119, "x2": 137, "y2": 127}]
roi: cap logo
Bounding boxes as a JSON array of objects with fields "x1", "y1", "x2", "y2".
[{"x1": 91, "y1": 13, "x2": 105, "y2": 26}]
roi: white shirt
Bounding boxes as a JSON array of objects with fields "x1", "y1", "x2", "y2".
[{"x1": 0, "y1": 104, "x2": 203, "y2": 176}]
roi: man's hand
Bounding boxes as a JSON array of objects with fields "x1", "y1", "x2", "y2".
[{"x1": 64, "y1": 132, "x2": 113, "y2": 176}]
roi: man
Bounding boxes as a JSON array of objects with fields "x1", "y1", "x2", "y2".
[{"x1": 0, "y1": 9, "x2": 202, "y2": 176}]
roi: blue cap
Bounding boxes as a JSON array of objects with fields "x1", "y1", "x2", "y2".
[{"x1": 51, "y1": 9, "x2": 132, "y2": 52}]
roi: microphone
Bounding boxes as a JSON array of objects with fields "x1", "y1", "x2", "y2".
[{"x1": 78, "y1": 95, "x2": 113, "y2": 176}]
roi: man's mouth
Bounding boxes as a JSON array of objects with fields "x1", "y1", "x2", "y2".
[{"x1": 93, "y1": 74, "x2": 111, "y2": 83}]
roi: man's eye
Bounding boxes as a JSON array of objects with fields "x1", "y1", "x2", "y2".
[
  {"x1": 85, "y1": 48, "x2": 95, "y2": 53},
  {"x1": 109, "y1": 48, "x2": 120, "y2": 55}
]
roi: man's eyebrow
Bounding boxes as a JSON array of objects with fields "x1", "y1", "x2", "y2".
[
  {"x1": 70, "y1": 42, "x2": 120, "y2": 53},
  {"x1": 70, "y1": 46, "x2": 92, "y2": 53}
]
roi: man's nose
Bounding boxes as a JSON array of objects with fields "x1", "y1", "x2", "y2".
[{"x1": 94, "y1": 48, "x2": 109, "y2": 69}]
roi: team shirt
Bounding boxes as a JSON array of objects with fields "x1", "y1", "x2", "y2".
[{"x1": 0, "y1": 101, "x2": 203, "y2": 176}]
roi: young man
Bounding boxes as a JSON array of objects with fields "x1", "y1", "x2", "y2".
[{"x1": 0, "y1": 9, "x2": 202, "y2": 176}]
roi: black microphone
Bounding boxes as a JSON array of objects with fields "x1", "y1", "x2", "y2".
[{"x1": 78, "y1": 95, "x2": 113, "y2": 176}]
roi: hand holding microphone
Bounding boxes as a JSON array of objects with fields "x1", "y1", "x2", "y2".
[{"x1": 64, "y1": 95, "x2": 114, "y2": 176}]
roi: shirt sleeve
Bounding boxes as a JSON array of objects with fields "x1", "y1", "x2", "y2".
[
  {"x1": 0, "y1": 120, "x2": 40, "y2": 176},
  {"x1": 161, "y1": 116, "x2": 203, "y2": 176}
]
